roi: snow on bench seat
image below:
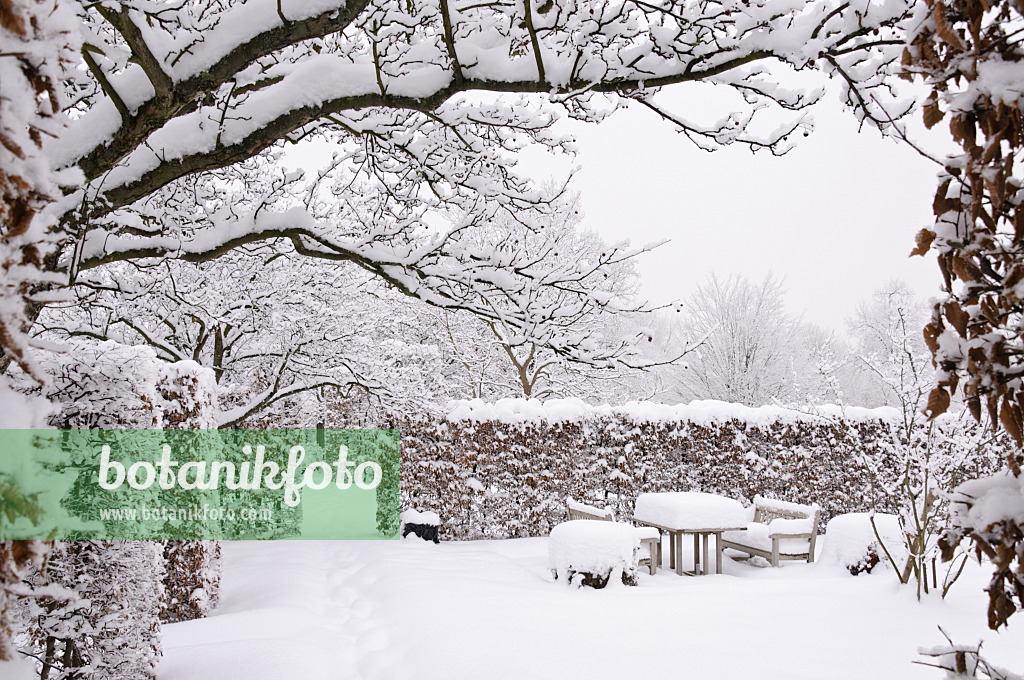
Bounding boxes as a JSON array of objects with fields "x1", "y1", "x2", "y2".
[
  {"x1": 719, "y1": 496, "x2": 820, "y2": 567},
  {"x1": 722, "y1": 523, "x2": 812, "y2": 557}
]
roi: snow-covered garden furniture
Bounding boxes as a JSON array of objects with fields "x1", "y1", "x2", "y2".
[
  {"x1": 720, "y1": 496, "x2": 821, "y2": 567},
  {"x1": 401, "y1": 509, "x2": 441, "y2": 543},
  {"x1": 633, "y1": 492, "x2": 748, "y2": 575},
  {"x1": 548, "y1": 520, "x2": 642, "y2": 587},
  {"x1": 566, "y1": 498, "x2": 661, "y2": 575},
  {"x1": 818, "y1": 512, "x2": 908, "y2": 575}
]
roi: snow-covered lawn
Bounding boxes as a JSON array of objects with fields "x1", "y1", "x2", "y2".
[{"x1": 158, "y1": 538, "x2": 1024, "y2": 680}]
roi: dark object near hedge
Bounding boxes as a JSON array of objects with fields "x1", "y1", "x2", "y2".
[{"x1": 403, "y1": 522, "x2": 440, "y2": 543}]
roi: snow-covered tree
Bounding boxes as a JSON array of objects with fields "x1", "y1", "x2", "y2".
[
  {"x1": 39, "y1": 184, "x2": 667, "y2": 418},
  {"x1": 848, "y1": 282, "x2": 938, "y2": 594},
  {"x1": 674, "y1": 272, "x2": 797, "y2": 406},
  {"x1": 0, "y1": 0, "x2": 77, "y2": 384},
  {"x1": 37, "y1": 246, "x2": 453, "y2": 426},
  {"x1": 425, "y1": 191, "x2": 684, "y2": 401},
  {"x1": 787, "y1": 323, "x2": 848, "y2": 406},
  {"x1": 0, "y1": 0, "x2": 916, "y2": 385},
  {"x1": 847, "y1": 281, "x2": 934, "y2": 423}
]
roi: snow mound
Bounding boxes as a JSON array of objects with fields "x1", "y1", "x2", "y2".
[
  {"x1": 548, "y1": 520, "x2": 640, "y2": 587},
  {"x1": 819, "y1": 513, "x2": 908, "y2": 574}
]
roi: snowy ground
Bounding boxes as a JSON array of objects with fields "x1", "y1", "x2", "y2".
[{"x1": 158, "y1": 538, "x2": 1024, "y2": 680}]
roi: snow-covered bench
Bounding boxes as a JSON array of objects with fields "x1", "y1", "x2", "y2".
[
  {"x1": 566, "y1": 498, "x2": 661, "y2": 575},
  {"x1": 719, "y1": 496, "x2": 820, "y2": 567}
]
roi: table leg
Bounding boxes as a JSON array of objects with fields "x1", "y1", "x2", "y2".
[
  {"x1": 702, "y1": 533, "x2": 710, "y2": 575},
  {"x1": 716, "y1": 532, "x2": 724, "y2": 574},
  {"x1": 693, "y1": 534, "x2": 699, "y2": 569},
  {"x1": 669, "y1": 532, "x2": 676, "y2": 570},
  {"x1": 675, "y1": 532, "x2": 683, "y2": 576}
]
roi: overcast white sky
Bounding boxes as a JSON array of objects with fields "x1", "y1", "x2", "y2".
[{"x1": 525, "y1": 89, "x2": 949, "y2": 332}]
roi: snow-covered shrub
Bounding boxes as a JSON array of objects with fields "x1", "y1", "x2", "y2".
[
  {"x1": 159, "y1": 365, "x2": 222, "y2": 624},
  {"x1": 903, "y1": 0, "x2": 1024, "y2": 629},
  {"x1": 34, "y1": 339, "x2": 224, "y2": 626},
  {"x1": 376, "y1": 430, "x2": 401, "y2": 537},
  {"x1": 1, "y1": 541, "x2": 47, "y2": 665},
  {"x1": 918, "y1": 629, "x2": 1024, "y2": 680},
  {"x1": 819, "y1": 513, "x2": 907, "y2": 576},
  {"x1": 942, "y1": 472, "x2": 1024, "y2": 629},
  {"x1": 21, "y1": 541, "x2": 164, "y2": 680},
  {"x1": 1, "y1": 0, "x2": 79, "y2": 658},
  {"x1": 160, "y1": 541, "x2": 221, "y2": 624},
  {"x1": 548, "y1": 521, "x2": 640, "y2": 588}
]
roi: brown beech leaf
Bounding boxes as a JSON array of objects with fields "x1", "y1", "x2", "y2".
[
  {"x1": 0, "y1": 0, "x2": 27, "y2": 36},
  {"x1": 981, "y1": 297, "x2": 1001, "y2": 326},
  {"x1": 988, "y1": 396, "x2": 1000, "y2": 428},
  {"x1": 923, "y1": 320, "x2": 942, "y2": 354},
  {"x1": 999, "y1": 398, "x2": 1023, "y2": 445},
  {"x1": 945, "y1": 301, "x2": 970, "y2": 337},
  {"x1": 933, "y1": 2, "x2": 966, "y2": 50},
  {"x1": 911, "y1": 228, "x2": 936, "y2": 256},
  {"x1": 0, "y1": 130, "x2": 25, "y2": 160},
  {"x1": 968, "y1": 395, "x2": 982, "y2": 422},
  {"x1": 951, "y1": 255, "x2": 984, "y2": 283},
  {"x1": 1005, "y1": 267, "x2": 1024, "y2": 298},
  {"x1": 950, "y1": 115, "x2": 966, "y2": 143},
  {"x1": 924, "y1": 99, "x2": 945, "y2": 129},
  {"x1": 926, "y1": 386, "x2": 951, "y2": 419},
  {"x1": 933, "y1": 178, "x2": 958, "y2": 215}
]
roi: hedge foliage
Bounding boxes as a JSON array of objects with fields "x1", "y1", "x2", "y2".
[{"x1": 399, "y1": 408, "x2": 1006, "y2": 540}]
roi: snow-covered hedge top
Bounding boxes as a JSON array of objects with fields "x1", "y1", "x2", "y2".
[{"x1": 446, "y1": 398, "x2": 900, "y2": 427}]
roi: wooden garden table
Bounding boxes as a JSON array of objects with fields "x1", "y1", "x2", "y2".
[{"x1": 633, "y1": 492, "x2": 748, "y2": 575}]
